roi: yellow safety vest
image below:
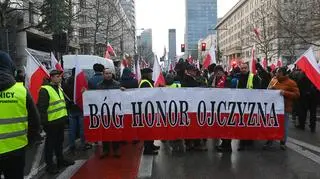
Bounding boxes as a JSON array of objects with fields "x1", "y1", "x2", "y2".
[
  {"x1": 0, "y1": 83, "x2": 28, "y2": 154},
  {"x1": 246, "y1": 73, "x2": 254, "y2": 89},
  {"x1": 166, "y1": 83, "x2": 181, "y2": 88},
  {"x1": 41, "y1": 85, "x2": 68, "y2": 122},
  {"x1": 139, "y1": 80, "x2": 154, "y2": 88}
]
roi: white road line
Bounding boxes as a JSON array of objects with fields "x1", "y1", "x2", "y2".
[
  {"x1": 24, "y1": 138, "x2": 80, "y2": 179},
  {"x1": 56, "y1": 160, "x2": 86, "y2": 179},
  {"x1": 24, "y1": 142, "x2": 45, "y2": 179},
  {"x1": 288, "y1": 137, "x2": 320, "y2": 153},
  {"x1": 138, "y1": 149, "x2": 154, "y2": 179},
  {"x1": 287, "y1": 142, "x2": 320, "y2": 165}
]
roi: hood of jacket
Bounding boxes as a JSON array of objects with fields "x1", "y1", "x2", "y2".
[{"x1": 0, "y1": 51, "x2": 16, "y2": 91}]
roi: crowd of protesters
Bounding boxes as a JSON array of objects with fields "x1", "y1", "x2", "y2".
[{"x1": 1, "y1": 49, "x2": 319, "y2": 178}]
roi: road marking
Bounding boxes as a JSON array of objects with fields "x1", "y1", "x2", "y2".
[
  {"x1": 287, "y1": 142, "x2": 320, "y2": 165},
  {"x1": 288, "y1": 137, "x2": 320, "y2": 153},
  {"x1": 56, "y1": 160, "x2": 86, "y2": 179},
  {"x1": 24, "y1": 142, "x2": 45, "y2": 179},
  {"x1": 24, "y1": 137, "x2": 80, "y2": 179},
  {"x1": 138, "y1": 149, "x2": 154, "y2": 178}
]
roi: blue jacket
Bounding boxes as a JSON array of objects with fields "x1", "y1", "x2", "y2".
[{"x1": 88, "y1": 73, "x2": 104, "y2": 89}]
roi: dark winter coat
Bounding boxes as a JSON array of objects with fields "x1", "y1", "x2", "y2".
[
  {"x1": 88, "y1": 73, "x2": 104, "y2": 89},
  {"x1": 181, "y1": 74, "x2": 200, "y2": 87},
  {"x1": 98, "y1": 79, "x2": 121, "y2": 90}
]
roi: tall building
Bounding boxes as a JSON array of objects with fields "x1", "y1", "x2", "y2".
[
  {"x1": 168, "y1": 29, "x2": 177, "y2": 61},
  {"x1": 216, "y1": 0, "x2": 311, "y2": 67},
  {"x1": 78, "y1": 0, "x2": 134, "y2": 57},
  {"x1": 139, "y1": 29, "x2": 153, "y2": 50},
  {"x1": 185, "y1": 0, "x2": 217, "y2": 58},
  {"x1": 120, "y1": 0, "x2": 136, "y2": 29}
]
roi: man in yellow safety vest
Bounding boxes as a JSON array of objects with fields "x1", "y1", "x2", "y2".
[
  {"x1": 37, "y1": 70, "x2": 74, "y2": 174},
  {"x1": 0, "y1": 51, "x2": 40, "y2": 179},
  {"x1": 139, "y1": 68, "x2": 160, "y2": 155}
]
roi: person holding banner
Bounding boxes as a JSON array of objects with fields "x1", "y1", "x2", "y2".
[
  {"x1": 37, "y1": 70, "x2": 75, "y2": 174},
  {"x1": 139, "y1": 68, "x2": 160, "y2": 155},
  {"x1": 236, "y1": 63, "x2": 260, "y2": 151},
  {"x1": 182, "y1": 64, "x2": 208, "y2": 151},
  {"x1": 264, "y1": 67, "x2": 300, "y2": 150},
  {"x1": 98, "y1": 68, "x2": 123, "y2": 158}
]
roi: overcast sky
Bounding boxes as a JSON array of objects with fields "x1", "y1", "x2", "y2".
[{"x1": 136, "y1": 0, "x2": 239, "y2": 57}]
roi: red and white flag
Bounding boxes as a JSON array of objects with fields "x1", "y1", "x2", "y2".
[
  {"x1": 295, "y1": 47, "x2": 320, "y2": 90},
  {"x1": 120, "y1": 58, "x2": 128, "y2": 77},
  {"x1": 277, "y1": 57, "x2": 283, "y2": 67},
  {"x1": 74, "y1": 56, "x2": 88, "y2": 110},
  {"x1": 187, "y1": 55, "x2": 193, "y2": 64},
  {"x1": 250, "y1": 45, "x2": 257, "y2": 74},
  {"x1": 262, "y1": 57, "x2": 268, "y2": 69},
  {"x1": 152, "y1": 55, "x2": 166, "y2": 87},
  {"x1": 254, "y1": 28, "x2": 261, "y2": 40},
  {"x1": 133, "y1": 60, "x2": 141, "y2": 82},
  {"x1": 51, "y1": 52, "x2": 63, "y2": 71},
  {"x1": 107, "y1": 42, "x2": 117, "y2": 57},
  {"x1": 25, "y1": 53, "x2": 50, "y2": 102},
  {"x1": 203, "y1": 45, "x2": 216, "y2": 69}
]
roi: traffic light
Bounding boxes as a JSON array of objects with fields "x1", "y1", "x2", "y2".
[
  {"x1": 181, "y1": 44, "x2": 185, "y2": 52},
  {"x1": 201, "y1": 43, "x2": 206, "y2": 51}
]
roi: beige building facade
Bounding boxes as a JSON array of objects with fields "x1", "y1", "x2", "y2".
[{"x1": 216, "y1": 0, "x2": 282, "y2": 68}]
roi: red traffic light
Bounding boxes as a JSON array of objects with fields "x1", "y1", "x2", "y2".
[
  {"x1": 201, "y1": 43, "x2": 206, "y2": 51},
  {"x1": 181, "y1": 44, "x2": 185, "y2": 52}
]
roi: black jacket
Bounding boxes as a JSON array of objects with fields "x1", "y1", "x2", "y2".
[
  {"x1": 62, "y1": 75, "x2": 82, "y2": 113},
  {"x1": 98, "y1": 79, "x2": 121, "y2": 89},
  {"x1": 120, "y1": 70, "x2": 139, "y2": 89},
  {"x1": 37, "y1": 84, "x2": 67, "y2": 127},
  {"x1": 237, "y1": 72, "x2": 260, "y2": 89},
  {"x1": 181, "y1": 74, "x2": 200, "y2": 87},
  {"x1": 0, "y1": 54, "x2": 40, "y2": 157}
]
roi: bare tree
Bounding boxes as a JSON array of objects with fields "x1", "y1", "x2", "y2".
[
  {"x1": 82, "y1": 0, "x2": 130, "y2": 56},
  {"x1": 276, "y1": 0, "x2": 320, "y2": 47},
  {"x1": 244, "y1": 0, "x2": 279, "y2": 62}
]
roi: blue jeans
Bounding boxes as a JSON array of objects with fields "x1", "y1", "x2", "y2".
[{"x1": 68, "y1": 111, "x2": 85, "y2": 148}]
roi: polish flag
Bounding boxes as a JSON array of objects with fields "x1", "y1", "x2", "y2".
[
  {"x1": 250, "y1": 45, "x2": 257, "y2": 74},
  {"x1": 270, "y1": 64, "x2": 276, "y2": 72},
  {"x1": 120, "y1": 58, "x2": 128, "y2": 77},
  {"x1": 107, "y1": 42, "x2": 117, "y2": 57},
  {"x1": 133, "y1": 59, "x2": 141, "y2": 82},
  {"x1": 262, "y1": 58, "x2": 268, "y2": 69},
  {"x1": 295, "y1": 47, "x2": 320, "y2": 90},
  {"x1": 152, "y1": 55, "x2": 166, "y2": 87},
  {"x1": 254, "y1": 28, "x2": 261, "y2": 40},
  {"x1": 277, "y1": 58, "x2": 283, "y2": 67},
  {"x1": 104, "y1": 50, "x2": 111, "y2": 59},
  {"x1": 74, "y1": 56, "x2": 88, "y2": 110},
  {"x1": 187, "y1": 55, "x2": 193, "y2": 64},
  {"x1": 203, "y1": 45, "x2": 216, "y2": 69},
  {"x1": 50, "y1": 52, "x2": 63, "y2": 71},
  {"x1": 25, "y1": 53, "x2": 50, "y2": 102}
]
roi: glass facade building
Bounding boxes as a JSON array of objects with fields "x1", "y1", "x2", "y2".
[{"x1": 186, "y1": 0, "x2": 217, "y2": 57}]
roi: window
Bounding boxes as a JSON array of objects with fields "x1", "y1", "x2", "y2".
[
  {"x1": 29, "y1": 2, "x2": 34, "y2": 25},
  {"x1": 79, "y1": 28, "x2": 87, "y2": 38},
  {"x1": 80, "y1": 0, "x2": 86, "y2": 8}
]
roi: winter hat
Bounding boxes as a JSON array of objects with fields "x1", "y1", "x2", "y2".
[{"x1": 0, "y1": 51, "x2": 16, "y2": 76}]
